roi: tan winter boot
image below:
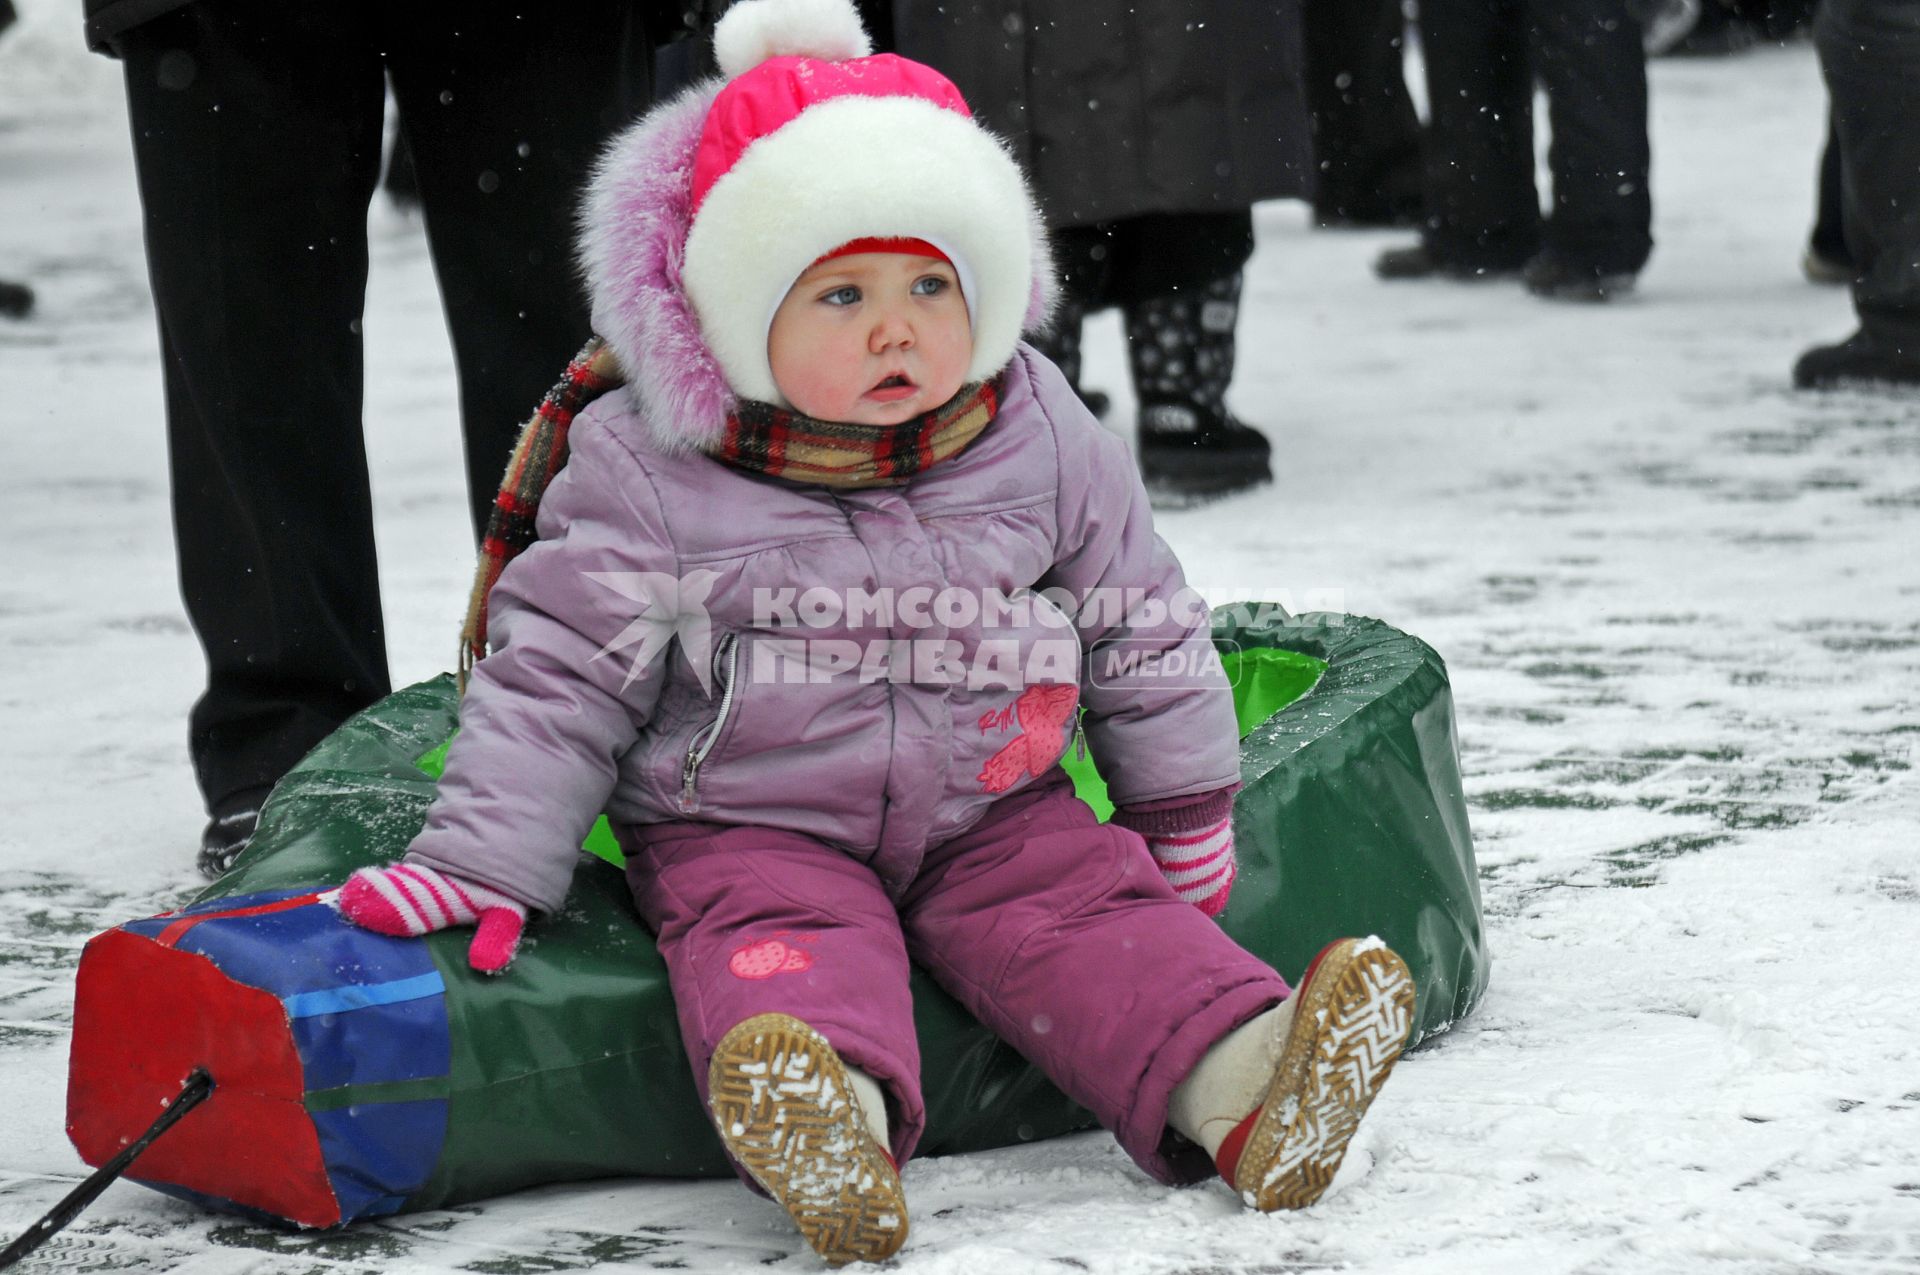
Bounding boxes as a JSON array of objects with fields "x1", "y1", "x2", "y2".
[
  {"x1": 1199, "y1": 937, "x2": 1417, "y2": 1211},
  {"x1": 708, "y1": 1013, "x2": 907, "y2": 1265}
]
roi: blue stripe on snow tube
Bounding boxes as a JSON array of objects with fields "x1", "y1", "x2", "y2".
[
  {"x1": 285, "y1": 972, "x2": 446, "y2": 1018},
  {"x1": 294, "y1": 994, "x2": 451, "y2": 1092}
]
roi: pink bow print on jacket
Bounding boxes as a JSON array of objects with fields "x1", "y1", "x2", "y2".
[{"x1": 976, "y1": 684, "x2": 1079, "y2": 794}]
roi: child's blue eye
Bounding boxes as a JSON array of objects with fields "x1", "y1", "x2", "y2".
[
  {"x1": 912, "y1": 276, "x2": 948, "y2": 297},
  {"x1": 823, "y1": 286, "x2": 861, "y2": 306}
]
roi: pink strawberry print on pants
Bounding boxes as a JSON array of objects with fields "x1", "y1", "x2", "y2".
[{"x1": 728, "y1": 936, "x2": 816, "y2": 980}]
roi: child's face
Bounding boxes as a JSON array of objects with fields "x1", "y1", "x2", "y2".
[{"x1": 768, "y1": 252, "x2": 973, "y2": 426}]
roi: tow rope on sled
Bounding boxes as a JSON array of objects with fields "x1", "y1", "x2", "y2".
[{"x1": 0, "y1": 1069, "x2": 213, "y2": 1270}]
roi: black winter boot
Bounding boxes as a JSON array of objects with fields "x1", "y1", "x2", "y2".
[
  {"x1": 198, "y1": 786, "x2": 270, "y2": 879},
  {"x1": 1374, "y1": 242, "x2": 1523, "y2": 282},
  {"x1": 0, "y1": 279, "x2": 32, "y2": 319},
  {"x1": 1522, "y1": 252, "x2": 1638, "y2": 302},
  {"x1": 1793, "y1": 332, "x2": 1920, "y2": 390},
  {"x1": 1125, "y1": 274, "x2": 1272, "y2": 500}
]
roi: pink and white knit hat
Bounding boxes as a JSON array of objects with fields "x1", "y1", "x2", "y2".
[{"x1": 681, "y1": 0, "x2": 1043, "y2": 406}]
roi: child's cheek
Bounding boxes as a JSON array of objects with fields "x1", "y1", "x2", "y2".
[{"x1": 775, "y1": 339, "x2": 861, "y2": 418}]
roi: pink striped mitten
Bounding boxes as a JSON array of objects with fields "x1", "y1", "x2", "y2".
[
  {"x1": 333, "y1": 862, "x2": 529, "y2": 974},
  {"x1": 1113, "y1": 787, "x2": 1238, "y2": 918}
]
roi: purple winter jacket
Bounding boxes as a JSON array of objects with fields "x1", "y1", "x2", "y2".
[{"x1": 403, "y1": 82, "x2": 1240, "y2": 914}]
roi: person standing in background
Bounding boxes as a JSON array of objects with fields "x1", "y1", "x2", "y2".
[
  {"x1": 1792, "y1": 0, "x2": 1920, "y2": 388},
  {"x1": 1375, "y1": 0, "x2": 1654, "y2": 302},
  {"x1": 1303, "y1": 0, "x2": 1424, "y2": 230},
  {"x1": 1, "y1": 0, "x2": 35, "y2": 319},
  {"x1": 87, "y1": 2, "x2": 677, "y2": 876},
  {"x1": 891, "y1": 1, "x2": 1313, "y2": 501}
]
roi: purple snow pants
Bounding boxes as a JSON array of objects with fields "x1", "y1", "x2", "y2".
[{"x1": 620, "y1": 777, "x2": 1290, "y2": 1185}]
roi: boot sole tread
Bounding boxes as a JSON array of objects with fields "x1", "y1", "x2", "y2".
[
  {"x1": 709, "y1": 1013, "x2": 907, "y2": 1266},
  {"x1": 1233, "y1": 938, "x2": 1416, "y2": 1211}
]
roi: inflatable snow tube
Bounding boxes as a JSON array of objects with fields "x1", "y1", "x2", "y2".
[{"x1": 66, "y1": 610, "x2": 1486, "y2": 1227}]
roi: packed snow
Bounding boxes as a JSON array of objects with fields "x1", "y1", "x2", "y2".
[{"x1": 1, "y1": 0, "x2": 1915, "y2": 1270}]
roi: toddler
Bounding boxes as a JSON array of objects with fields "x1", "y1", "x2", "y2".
[{"x1": 336, "y1": 0, "x2": 1415, "y2": 1263}]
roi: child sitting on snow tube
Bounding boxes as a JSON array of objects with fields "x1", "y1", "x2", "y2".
[{"x1": 332, "y1": 1, "x2": 1416, "y2": 1263}]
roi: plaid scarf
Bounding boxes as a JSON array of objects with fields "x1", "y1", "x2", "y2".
[
  {"x1": 459, "y1": 337, "x2": 622, "y2": 690},
  {"x1": 457, "y1": 347, "x2": 999, "y2": 690},
  {"x1": 713, "y1": 381, "x2": 999, "y2": 489}
]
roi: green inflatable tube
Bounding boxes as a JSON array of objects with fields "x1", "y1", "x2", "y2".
[{"x1": 201, "y1": 609, "x2": 1486, "y2": 1209}]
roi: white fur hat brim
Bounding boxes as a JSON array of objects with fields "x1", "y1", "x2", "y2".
[{"x1": 682, "y1": 95, "x2": 1039, "y2": 406}]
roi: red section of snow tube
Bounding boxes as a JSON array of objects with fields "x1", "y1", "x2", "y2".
[{"x1": 65, "y1": 929, "x2": 341, "y2": 1227}]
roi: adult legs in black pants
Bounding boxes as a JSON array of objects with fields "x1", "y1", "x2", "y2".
[
  {"x1": 1377, "y1": 0, "x2": 1653, "y2": 299},
  {"x1": 1794, "y1": 0, "x2": 1920, "y2": 388},
  {"x1": 1415, "y1": 0, "x2": 1540, "y2": 273},
  {"x1": 1303, "y1": 0, "x2": 1424, "y2": 228},
  {"x1": 117, "y1": 4, "x2": 646, "y2": 873},
  {"x1": 1029, "y1": 212, "x2": 1272, "y2": 499},
  {"x1": 385, "y1": 16, "x2": 651, "y2": 529},
  {"x1": 1805, "y1": 117, "x2": 1852, "y2": 283}
]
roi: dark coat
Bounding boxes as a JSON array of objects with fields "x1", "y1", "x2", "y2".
[
  {"x1": 83, "y1": 0, "x2": 717, "y2": 56},
  {"x1": 891, "y1": 1, "x2": 1312, "y2": 227},
  {"x1": 83, "y1": 0, "x2": 185, "y2": 54}
]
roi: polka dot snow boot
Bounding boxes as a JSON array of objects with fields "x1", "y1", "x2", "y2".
[
  {"x1": 708, "y1": 1013, "x2": 907, "y2": 1265},
  {"x1": 1126, "y1": 274, "x2": 1273, "y2": 501}
]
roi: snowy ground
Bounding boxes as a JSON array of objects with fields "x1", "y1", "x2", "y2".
[{"x1": 2, "y1": 3, "x2": 1917, "y2": 1272}]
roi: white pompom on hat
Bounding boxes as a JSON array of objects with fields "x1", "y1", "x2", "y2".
[
  {"x1": 681, "y1": 0, "x2": 1044, "y2": 407},
  {"x1": 711, "y1": 0, "x2": 873, "y2": 75}
]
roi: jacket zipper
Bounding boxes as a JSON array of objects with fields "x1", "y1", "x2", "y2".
[
  {"x1": 679, "y1": 633, "x2": 740, "y2": 814},
  {"x1": 1033, "y1": 589, "x2": 1087, "y2": 764}
]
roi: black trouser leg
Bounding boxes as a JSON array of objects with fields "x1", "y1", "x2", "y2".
[
  {"x1": 1533, "y1": 0, "x2": 1653, "y2": 273},
  {"x1": 1028, "y1": 221, "x2": 1121, "y2": 399},
  {"x1": 1303, "y1": 0, "x2": 1424, "y2": 223},
  {"x1": 1816, "y1": 0, "x2": 1920, "y2": 352},
  {"x1": 1048, "y1": 212, "x2": 1254, "y2": 315},
  {"x1": 1749, "y1": 0, "x2": 1818, "y2": 38},
  {"x1": 384, "y1": 4, "x2": 647, "y2": 535},
  {"x1": 121, "y1": 6, "x2": 391, "y2": 813},
  {"x1": 1102, "y1": 211, "x2": 1255, "y2": 307},
  {"x1": 1810, "y1": 115, "x2": 1848, "y2": 265},
  {"x1": 1416, "y1": 0, "x2": 1541, "y2": 269}
]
